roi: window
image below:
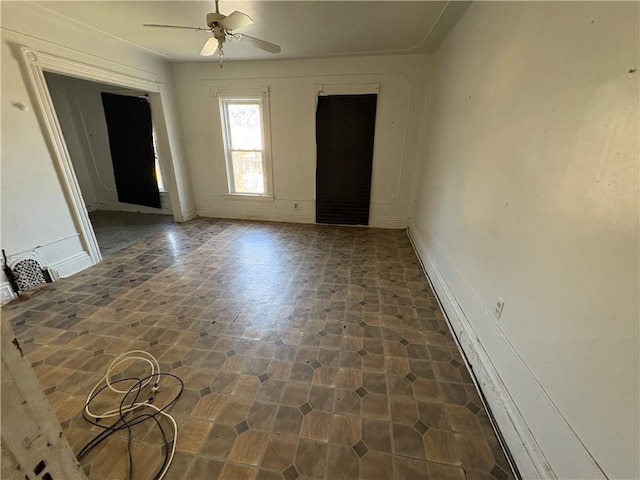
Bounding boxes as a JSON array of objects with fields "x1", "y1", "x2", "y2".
[
  {"x1": 152, "y1": 129, "x2": 165, "y2": 192},
  {"x1": 219, "y1": 94, "x2": 272, "y2": 196}
]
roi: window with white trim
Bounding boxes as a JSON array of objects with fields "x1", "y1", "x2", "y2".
[{"x1": 219, "y1": 95, "x2": 272, "y2": 196}]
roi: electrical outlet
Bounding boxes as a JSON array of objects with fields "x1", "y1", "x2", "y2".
[
  {"x1": 293, "y1": 203, "x2": 299, "y2": 211},
  {"x1": 495, "y1": 297, "x2": 505, "y2": 320}
]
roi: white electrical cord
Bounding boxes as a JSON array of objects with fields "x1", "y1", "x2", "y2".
[
  {"x1": 83, "y1": 350, "x2": 178, "y2": 480},
  {"x1": 141, "y1": 404, "x2": 178, "y2": 480},
  {"x1": 84, "y1": 351, "x2": 160, "y2": 419}
]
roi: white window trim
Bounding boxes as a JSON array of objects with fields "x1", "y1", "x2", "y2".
[{"x1": 215, "y1": 87, "x2": 273, "y2": 199}]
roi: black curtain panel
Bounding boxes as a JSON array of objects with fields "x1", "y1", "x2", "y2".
[
  {"x1": 101, "y1": 92, "x2": 161, "y2": 209},
  {"x1": 315, "y1": 94, "x2": 377, "y2": 225}
]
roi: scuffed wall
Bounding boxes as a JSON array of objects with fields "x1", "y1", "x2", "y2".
[{"x1": 410, "y1": 2, "x2": 639, "y2": 478}]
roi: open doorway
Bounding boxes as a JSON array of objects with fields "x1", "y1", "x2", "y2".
[
  {"x1": 44, "y1": 72, "x2": 174, "y2": 258},
  {"x1": 315, "y1": 94, "x2": 378, "y2": 226}
]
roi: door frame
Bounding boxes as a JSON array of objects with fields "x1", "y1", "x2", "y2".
[{"x1": 14, "y1": 44, "x2": 187, "y2": 266}]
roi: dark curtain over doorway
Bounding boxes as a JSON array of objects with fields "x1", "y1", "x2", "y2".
[
  {"x1": 315, "y1": 94, "x2": 377, "y2": 225},
  {"x1": 101, "y1": 92, "x2": 161, "y2": 209}
]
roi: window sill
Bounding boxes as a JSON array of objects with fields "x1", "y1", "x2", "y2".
[{"x1": 224, "y1": 193, "x2": 274, "y2": 202}]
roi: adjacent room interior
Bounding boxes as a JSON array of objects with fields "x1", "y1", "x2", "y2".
[
  {"x1": 44, "y1": 71, "x2": 175, "y2": 259},
  {"x1": 1, "y1": 2, "x2": 638, "y2": 480}
]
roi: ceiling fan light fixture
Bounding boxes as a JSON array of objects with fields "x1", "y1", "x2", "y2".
[
  {"x1": 217, "y1": 42, "x2": 224, "y2": 68},
  {"x1": 213, "y1": 25, "x2": 226, "y2": 42},
  {"x1": 143, "y1": 0, "x2": 281, "y2": 62}
]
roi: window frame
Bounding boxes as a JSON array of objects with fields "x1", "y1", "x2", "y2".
[{"x1": 218, "y1": 90, "x2": 273, "y2": 199}]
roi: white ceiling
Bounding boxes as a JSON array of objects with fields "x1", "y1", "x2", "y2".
[{"x1": 30, "y1": 1, "x2": 470, "y2": 62}]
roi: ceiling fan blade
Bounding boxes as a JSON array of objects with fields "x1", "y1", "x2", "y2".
[
  {"x1": 220, "y1": 11, "x2": 253, "y2": 31},
  {"x1": 200, "y1": 37, "x2": 219, "y2": 56},
  {"x1": 239, "y1": 34, "x2": 281, "y2": 54},
  {"x1": 144, "y1": 23, "x2": 209, "y2": 31}
]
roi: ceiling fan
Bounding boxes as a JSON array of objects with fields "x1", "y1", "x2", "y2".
[{"x1": 143, "y1": 0, "x2": 281, "y2": 66}]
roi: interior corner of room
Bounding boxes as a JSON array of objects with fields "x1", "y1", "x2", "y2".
[{"x1": 1, "y1": 1, "x2": 638, "y2": 479}]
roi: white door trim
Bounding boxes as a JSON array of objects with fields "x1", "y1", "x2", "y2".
[{"x1": 14, "y1": 44, "x2": 185, "y2": 266}]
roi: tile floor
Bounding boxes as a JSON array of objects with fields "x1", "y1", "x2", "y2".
[
  {"x1": 4, "y1": 218, "x2": 515, "y2": 480},
  {"x1": 89, "y1": 210, "x2": 174, "y2": 258}
]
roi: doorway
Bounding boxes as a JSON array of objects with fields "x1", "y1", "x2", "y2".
[
  {"x1": 44, "y1": 72, "x2": 174, "y2": 259},
  {"x1": 315, "y1": 93, "x2": 378, "y2": 226},
  {"x1": 15, "y1": 43, "x2": 188, "y2": 267}
]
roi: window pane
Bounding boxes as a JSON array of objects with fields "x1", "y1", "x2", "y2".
[
  {"x1": 155, "y1": 161, "x2": 164, "y2": 192},
  {"x1": 227, "y1": 103, "x2": 262, "y2": 150},
  {"x1": 232, "y1": 151, "x2": 264, "y2": 194},
  {"x1": 152, "y1": 129, "x2": 165, "y2": 191}
]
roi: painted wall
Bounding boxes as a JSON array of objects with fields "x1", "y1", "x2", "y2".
[
  {"x1": 0, "y1": 37, "x2": 85, "y2": 289},
  {"x1": 45, "y1": 72, "x2": 173, "y2": 215},
  {"x1": 172, "y1": 54, "x2": 430, "y2": 228},
  {"x1": 410, "y1": 2, "x2": 639, "y2": 479},
  {"x1": 0, "y1": 1, "x2": 194, "y2": 301}
]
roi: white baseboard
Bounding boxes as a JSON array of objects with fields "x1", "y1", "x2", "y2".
[
  {"x1": 0, "y1": 252, "x2": 93, "y2": 305},
  {"x1": 368, "y1": 215, "x2": 408, "y2": 229},
  {"x1": 196, "y1": 207, "x2": 407, "y2": 229},
  {"x1": 94, "y1": 196, "x2": 172, "y2": 215},
  {"x1": 407, "y1": 225, "x2": 606, "y2": 480},
  {"x1": 0, "y1": 234, "x2": 93, "y2": 305},
  {"x1": 197, "y1": 207, "x2": 317, "y2": 225},
  {"x1": 181, "y1": 207, "x2": 197, "y2": 222},
  {"x1": 49, "y1": 252, "x2": 94, "y2": 278},
  {"x1": 1, "y1": 283, "x2": 17, "y2": 305}
]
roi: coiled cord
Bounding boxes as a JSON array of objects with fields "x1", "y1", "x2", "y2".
[{"x1": 77, "y1": 351, "x2": 184, "y2": 480}]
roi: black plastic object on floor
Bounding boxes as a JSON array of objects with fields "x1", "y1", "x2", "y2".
[
  {"x1": 2, "y1": 249, "x2": 20, "y2": 296},
  {"x1": 315, "y1": 94, "x2": 377, "y2": 226}
]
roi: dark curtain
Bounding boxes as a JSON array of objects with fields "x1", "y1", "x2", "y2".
[
  {"x1": 315, "y1": 94, "x2": 377, "y2": 225},
  {"x1": 101, "y1": 92, "x2": 161, "y2": 209}
]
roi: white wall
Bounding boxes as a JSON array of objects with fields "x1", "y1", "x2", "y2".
[
  {"x1": 45, "y1": 73, "x2": 173, "y2": 215},
  {"x1": 43, "y1": 72, "x2": 99, "y2": 211},
  {"x1": 1, "y1": 1, "x2": 194, "y2": 302},
  {"x1": 172, "y1": 54, "x2": 430, "y2": 228},
  {"x1": 0, "y1": 37, "x2": 86, "y2": 295},
  {"x1": 410, "y1": 2, "x2": 639, "y2": 479}
]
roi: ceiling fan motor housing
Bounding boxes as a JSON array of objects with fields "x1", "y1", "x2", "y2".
[{"x1": 206, "y1": 12, "x2": 226, "y2": 27}]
